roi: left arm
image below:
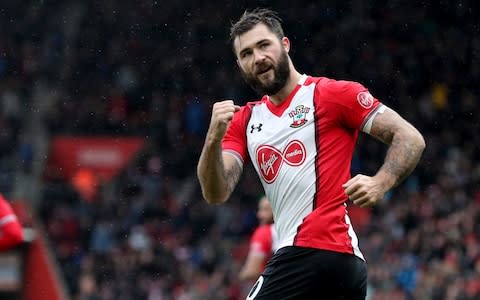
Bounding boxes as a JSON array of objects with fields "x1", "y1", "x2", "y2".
[
  {"x1": 238, "y1": 252, "x2": 265, "y2": 281},
  {"x1": 343, "y1": 106, "x2": 425, "y2": 207}
]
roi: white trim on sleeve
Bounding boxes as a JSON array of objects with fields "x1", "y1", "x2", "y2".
[{"x1": 362, "y1": 104, "x2": 386, "y2": 134}]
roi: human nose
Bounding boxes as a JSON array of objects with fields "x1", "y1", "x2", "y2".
[{"x1": 253, "y1": 48, "x2": 266, "y2": 64}]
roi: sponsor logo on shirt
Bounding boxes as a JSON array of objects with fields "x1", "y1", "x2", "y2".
[
  {"x1": 256, "y1": 140, "x2": 306, "y2": 183},
  {"x1": 288, "y1": 105, "x2": 310, "y2": 128}
]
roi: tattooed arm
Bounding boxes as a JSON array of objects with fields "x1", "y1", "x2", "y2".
[
  {"x1": 343, "y1": 106, "x2": 425, "y2": 208},
  {"x1": 197, "y1": 100, "x2": 243, "y2": 204},
  {"x1": 369, "y1": 107, "x2": 425, "y2": 187},
  {"x1": 197, "y1": 148, "x2": 243, "y2": 204}
]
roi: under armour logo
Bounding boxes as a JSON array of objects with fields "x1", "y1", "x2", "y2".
[{"x1": 250, "y1": 123, "x2": 263, "y2": 133}]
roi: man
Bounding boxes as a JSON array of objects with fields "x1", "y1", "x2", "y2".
[
  {"x1": 197, "y1": 8, "x2": 425, "y2": 299},
  {"x1": 0, "y1": 194, "x2": 23, "y2": 251},
  {"x1": 239, "y1": 196, "x2": 277, "y2": 282}
]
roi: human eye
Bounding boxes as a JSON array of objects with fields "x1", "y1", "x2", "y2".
[
  {"x1": 241, "y1": 50, "x2": 252, "y2": 58},
  {"x1": 260, "y1": 42, "x2": 270, "y2": 49}
]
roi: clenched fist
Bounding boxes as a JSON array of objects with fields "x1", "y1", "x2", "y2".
[
  {"x1": 207, "y1": 100, "x2": 241, "y2": 142},
  {"x1": 342, "y1": 174, "x2": 390, "y2": 208}
]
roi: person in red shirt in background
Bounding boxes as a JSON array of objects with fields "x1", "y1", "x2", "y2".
[
  {"x1": 0, "y1": 194, "x2": 23, "y2": 251},
  {"x1": 239, "y1": 196, "x2": 277, "y2": 281}
]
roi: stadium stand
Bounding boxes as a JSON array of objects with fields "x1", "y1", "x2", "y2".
[{"x1": 0, "y1": 0, "x2": 479, "y2": 299}]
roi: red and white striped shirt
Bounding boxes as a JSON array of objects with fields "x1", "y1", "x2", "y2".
[{"x1": 223, "y1": 75, "x2": 383, "y2": 260}]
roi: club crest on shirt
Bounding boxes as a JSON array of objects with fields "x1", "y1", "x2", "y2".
[
  {"x1": 357, "y1": 91, "x2": 374, "y2": 109},
  {"x1": 288, "y1": 105, "x2": 310, "y2": 128}
]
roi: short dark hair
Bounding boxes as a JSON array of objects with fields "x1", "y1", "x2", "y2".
[{"x1": 229, "y1": 8, "x2": 284, "y2": 46}]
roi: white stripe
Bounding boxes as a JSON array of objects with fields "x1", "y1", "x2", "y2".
[
  {"x1": 362, "y1": 104, "x2": 386, "y2": 134},
  {"x1": 298, "y1": 74, "x2": 308, "y2": 85},
  {"x1": 345, "y1": 211, "x2": 365, "y2": 261},
  {"x1": 0, "y1": 214, "x2": 17, "y2": 227}
]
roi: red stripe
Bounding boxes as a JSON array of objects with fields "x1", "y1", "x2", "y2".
[
  {"x1": 292, "y1": 78, "x2": 354, "y2": 255},
  {"x1": 266, "y1": 85, "x2": 302, "y2": 117},
  {"x1": 313, "y1": 87, "x2": 323, "y2": 210}
]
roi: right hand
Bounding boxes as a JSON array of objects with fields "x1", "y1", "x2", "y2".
[
  {"x1": 342, "y1": 174, "x2": 390, "y2": 208},
  {"x1": 208, "y1": 100, "x2": 241, "y2": 142}
]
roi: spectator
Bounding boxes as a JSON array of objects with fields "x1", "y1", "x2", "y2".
[
  {"x1": 239, "y1": 196, "x2": 276, "y2": 282},
  {"x1": 0, "y1": 194, "x2": 23, "y2": 251},
  {"x1": 0, "y1": 0, "x2": 469, "y2": 299}
]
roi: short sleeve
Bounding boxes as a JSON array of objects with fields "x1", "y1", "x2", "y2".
[
  {"x1": 249, "y1": 225, "x2": 272, "y2": 256},
  {"x1": 320, "y1": 80, "x2": 382, "y2": 130},
  {"x1": 222, "y1": 104, "x2": 253, "y2": 164}
]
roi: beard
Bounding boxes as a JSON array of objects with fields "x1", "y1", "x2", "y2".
[{"x1": 240, "y1": 49, "x2": 290, "y2": 96}]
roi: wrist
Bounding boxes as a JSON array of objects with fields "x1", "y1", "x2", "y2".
[
  {"x1": 207, "y1": 134, "x2": 223, "y2": 147},
  {"x1": 373, "y1": 170, "x2": 397, "y2": 191},
  {"x1": 206, "y1": 127, "x2": 225, "y2": 145}
]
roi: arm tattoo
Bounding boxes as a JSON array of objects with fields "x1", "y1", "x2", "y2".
[
  {"x1": 370, "y1": 125, "x2": 394, "y2": 145},
  {"x1": 380, "y1": 133, "x2": 423, "y2": 186},
  {"x1": 370, "y1": 109, "x2": 425, "y2": 187},
  {"x1": 223, "y1": 160, "x2": 243, "y2": 195}
]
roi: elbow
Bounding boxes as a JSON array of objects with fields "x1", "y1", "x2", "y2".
[
  {"x1": 414, "y1": 130, "x2": 426, "y2": 154},
  {"x1": 198, "y1": 175, "x2": 230, "y2": 205},
  {"x1": 420, "y1": 137, "x2": 426, "y2": 154},
  {"x1": 197, "y1": 171, "x2": 226, "y2": 205},
  {"x1": 401, "y1": 126, "x2": 426, "y2": 155},
  {"x1": 201, "y1": 189, "x2": 228, "y2": 205}
]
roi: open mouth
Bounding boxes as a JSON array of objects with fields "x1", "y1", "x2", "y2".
[{"x1": 257, "y1": 67, "x2": 272, "y2": 75}]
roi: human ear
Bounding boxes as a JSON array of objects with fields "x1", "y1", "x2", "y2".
[{"x1": 282, "y1": 37, "x2": 290, "y2": 53}]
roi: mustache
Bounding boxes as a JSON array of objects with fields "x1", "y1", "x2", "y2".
[{"x1": 255, "y1": 63, "x2": 272, "y2": 75}]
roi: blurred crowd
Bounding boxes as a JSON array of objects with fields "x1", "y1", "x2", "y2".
[
  {"x1": 0, "y1": 0, "x2": 36, "y2": 194},
  {"x1": 1, "y1": 0, "x2": 480, "y2": 299}
]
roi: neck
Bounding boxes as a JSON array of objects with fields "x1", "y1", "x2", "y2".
[{"x1": 268, "y1": 69, "x2": 302, "y2": 105}]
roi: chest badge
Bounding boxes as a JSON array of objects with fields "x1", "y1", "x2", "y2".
[{"x1": 288, "y1": 105, "x2": 310, "y2": 128}]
